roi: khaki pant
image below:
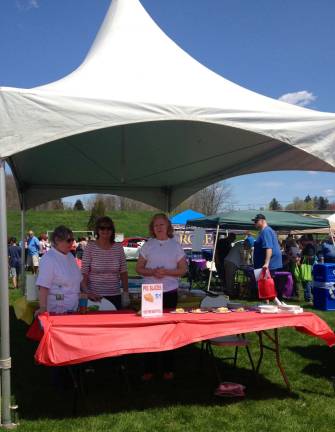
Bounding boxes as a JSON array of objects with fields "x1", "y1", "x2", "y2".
[{"x1": 27, "y1": 255, "x2": 39, "y2": 267}]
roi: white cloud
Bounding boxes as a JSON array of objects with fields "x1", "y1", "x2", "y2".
[
  {"x1": 307, "y1": 171, "x2": 318, "y2": 175},
  {"x1": 16, "y1": 0, "x2": 39, "y2": 11},
  {"x1": 278, "y1": 90, "x2": 316, "y2": 107},
  {"x1": 256, "y1": 181, "x2": 284, "y2": 188},
  {"x1": 324, "y1": 189, "x2": 335, "y2": 197}
]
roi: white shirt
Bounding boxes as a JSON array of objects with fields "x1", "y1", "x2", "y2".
[
  {"x1": 36, "y1": 247, "x2": 82, "y2": 313},
  {"x1": 139, "y1": 238, "x2": 185, "y2": 292}
]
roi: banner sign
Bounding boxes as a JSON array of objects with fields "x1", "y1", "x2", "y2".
[
  {"x1": 141, "y1": 284, "x2": 163, "y2": 318},
  {"x1": 174, "y1": 229, "x2": 214, "y2": 249}
]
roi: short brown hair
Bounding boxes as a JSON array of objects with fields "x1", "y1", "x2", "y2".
[
  {"x1": 95, "y1": 216, "x2": 115, "y2": 243},
  {"x1": 51, "y1": 226, "x2": 73, "y2": 245},
  {"x1": 149, "y1": 213, "x2": 174, "y2": 239}
]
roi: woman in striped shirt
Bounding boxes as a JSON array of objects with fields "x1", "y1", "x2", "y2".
[{"x1": 81, "y1": 216, "x2": 129, "y2": 310}]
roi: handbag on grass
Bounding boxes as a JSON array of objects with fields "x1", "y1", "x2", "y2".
[{"x1": 258, "y1": 269, "x2": 277, "y2": 300}]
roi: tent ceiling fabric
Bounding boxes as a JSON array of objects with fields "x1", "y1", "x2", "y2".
[{"x1": 1, "y1": 0, "x2": 335, "y2": 210}]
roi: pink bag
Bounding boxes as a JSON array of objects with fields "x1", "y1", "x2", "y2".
[
  {"x1": 214, "y1": 382, "x2": 246, "y2": 397},
  {"x1": 258, "y1": 269, "x2": 277, "y2": 300}
]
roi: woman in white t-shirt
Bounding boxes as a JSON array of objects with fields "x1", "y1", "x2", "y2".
[
  {"x1": 136, "y1": 213, "x2": 187, "y2": 381},
  {"x1": 136, "y1": 213, "x2": 187, "y2": 308},
  {"x1": 36, "y1": 226, "x2": 82, "y2": 314}
]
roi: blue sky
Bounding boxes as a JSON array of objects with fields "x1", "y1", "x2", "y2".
[{"x1": 1, "y1": 0, "x2": 335, "y2": 209}]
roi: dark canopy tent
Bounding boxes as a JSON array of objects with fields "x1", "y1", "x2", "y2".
[
  {"x1": 187, "y1": 210, "x2": 331, "y2": 290},
  {"x1": 187, "y1": 210, "x2": 330, "y2": 231}
]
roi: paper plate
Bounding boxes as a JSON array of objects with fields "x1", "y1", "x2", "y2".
[{"x1": 190, "y1": 309, "x2": 209, "y2": 314}]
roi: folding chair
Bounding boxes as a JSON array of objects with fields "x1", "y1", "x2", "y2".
[
  {"x1": 187, "y1": 260, "x2": 209, "y2": 290},
  {"x1": 200, "y1": 294, "x2": 255, "y2": 381}
]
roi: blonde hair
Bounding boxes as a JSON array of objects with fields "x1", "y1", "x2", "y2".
[{"x1": 149, "y1": 213, "x2": 174, "y2": 239}]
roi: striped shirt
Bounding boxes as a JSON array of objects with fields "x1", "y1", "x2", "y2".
[{"x1": 81, "y1": 241, "x2": 127, "y2": 296}]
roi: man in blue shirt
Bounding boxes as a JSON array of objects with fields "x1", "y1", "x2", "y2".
[
  {"x1": 321, "y1": 237, "x2": 335, "y2": 263},
  {"x1": 252, "y1": 214, "x2": 282, "y2": 272},
  {"x1": 245, "y1": 231, "x2": 255, "y2": 248},
  {"x1": 27, "y1": 230, "x2": 40, "y2": 274}
]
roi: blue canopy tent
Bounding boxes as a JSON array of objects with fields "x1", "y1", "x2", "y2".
[{"x1": 171, "y1": 210, "x2": 205, "y2": 225}]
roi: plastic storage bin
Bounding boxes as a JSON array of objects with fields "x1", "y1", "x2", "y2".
[
  {"x1": 312, "y1": 263, "x2": 335, "y2": 282},
  {"x1": 313, "y1": 281, "x2": 335, "y2": 311}
]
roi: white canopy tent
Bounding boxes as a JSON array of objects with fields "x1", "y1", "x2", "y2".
[
  {"x1": 0, "y1": 0, "x2": 335, "y2": 425},
  {"x1": 327, "y1": 213, "x2": 335, "y2": 229},
  {"x1": 1, "y1": 0, "x2": 335, "y2": 210}
]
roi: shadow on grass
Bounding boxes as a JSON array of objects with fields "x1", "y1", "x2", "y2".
[
  {"x1": 289, "y1": 345, "x2": 335, "y2": 378},
  {"x1": 10, "y1": 308, "x2": 297, "y2": 420}
]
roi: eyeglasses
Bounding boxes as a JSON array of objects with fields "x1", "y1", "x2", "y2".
[
  {"x1": 66, "y1": 238, "x2": 75, "y2": 243},
  {"x1": 98, "y1": 226, "x2": 112, "y2": 231}
]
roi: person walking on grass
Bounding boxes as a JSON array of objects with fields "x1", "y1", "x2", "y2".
[
  {"x1": 252, "y1": 214, "x2": 282, "y2": 275},
  {"x1": 27, "y1": 230, "x2": 40, "y2": 274},
  {"x1": 8, "y1": 237, "x2": 21, "y2": 289}
]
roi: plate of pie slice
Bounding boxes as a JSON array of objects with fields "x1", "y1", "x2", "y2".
[
  {"x1": 170, "y1": 308, "x2": 187, "y2": 314},
  {"x1": 189, "y1": 308, "x2": 209, "y2": 314},
  {"x1": 212, "y1": 307, "x2": 231, "y2": 313}
]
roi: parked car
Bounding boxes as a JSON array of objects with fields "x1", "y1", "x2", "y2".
[{"x1": 121, "y1": 237, "x2": 147, "y2": 260}]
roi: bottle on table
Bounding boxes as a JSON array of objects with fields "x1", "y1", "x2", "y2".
[{"x1": 78, "y1": 293, "x2": 88, "y2": 314}]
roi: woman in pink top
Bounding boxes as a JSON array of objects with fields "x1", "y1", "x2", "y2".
[{"x1": 81, "y1": 216, "x2": 129, "y2": 310}]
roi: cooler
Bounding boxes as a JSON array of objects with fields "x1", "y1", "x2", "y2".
[
  {"x1": 312, "y1": 263, "x2": 335, "y2": 282},
  {"x1": 313, "y1": 281, "x2": 335, "y2": 311}
]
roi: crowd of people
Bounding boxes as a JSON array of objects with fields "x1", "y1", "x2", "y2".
[
  {"x1": 7, "y1": 230, "x2": 91, "y2": 288},
  {"x1": 214, "y1": 213, "x2": 335, "y2": 302}
]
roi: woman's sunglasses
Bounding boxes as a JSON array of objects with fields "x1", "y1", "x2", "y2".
[{"x1": 98, "y1": 226, "x2": 112, "y2": 231}]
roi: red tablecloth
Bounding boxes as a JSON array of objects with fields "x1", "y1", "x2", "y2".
[{"x1": 28, "y1": 310, "x2": 335, "y2": 366}]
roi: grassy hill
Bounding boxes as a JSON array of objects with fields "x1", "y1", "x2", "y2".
[{"x1": 7, "y1": 210, "x2": 156, "y2": 239}]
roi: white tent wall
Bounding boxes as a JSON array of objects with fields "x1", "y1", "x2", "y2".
[{"x1": 6, "y1": 119, "x2": 335, "y2": 211}]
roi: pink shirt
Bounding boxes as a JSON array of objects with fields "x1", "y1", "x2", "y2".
[{"x1": 81, "y1": 241, "x2": 127, "y2": 296}]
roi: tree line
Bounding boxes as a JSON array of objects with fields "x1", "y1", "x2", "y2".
[{"x1": 268, "y1": 195, "x2": 335, "y2": 211}]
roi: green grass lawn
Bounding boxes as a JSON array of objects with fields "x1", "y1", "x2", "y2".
[
  {"x1": 8, "y1": 288, "x2": 335, "y2": 432},
  {"x1": 6, "y1": 210, "x2": 335, "y2": 431},
  {"x1": 7, "y1": 210, "x2": 156, "y2": 239}
]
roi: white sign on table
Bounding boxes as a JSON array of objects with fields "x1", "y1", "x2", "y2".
[{"x1": 141, "y1": 284, "x2": 163, "y2": 318}]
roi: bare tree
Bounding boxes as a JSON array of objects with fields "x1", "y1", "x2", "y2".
[
  {"x1": 87, "y1": 198, "x2": 106, "y2": 230},
  {"x1": 177, "y1": 181, "x2": 233, "y2": 215},
  {"x1": 96, "y1": 194, "x2": 119, "y2": 211},
  {"x1": 5, "y1": 174, "x2": 20, "y2": 210},
  {"x1": 119, "y1": 196, "x2": 156, "y2": 211},
  {"x1": 32, "y1": 199, "x2": 64, "y2": 211}
]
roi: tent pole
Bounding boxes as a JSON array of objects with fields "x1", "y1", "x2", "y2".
[
  {"x1": 207, "y1": 223, "x2": 220, "y2": 291},
  {"x1": 329, "y1": 226, "x2": 335, "y2": 247},
  {"x1": 0, "y1": 159, "x2": 14, "y2": 427},
  {"x1": 20, "y1": 200, "x2": 26, "y2": 295}
]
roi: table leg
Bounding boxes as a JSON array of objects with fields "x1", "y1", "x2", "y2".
[
  {"x1": 256, "y1": 329, "x2": 291, "y2": 391},
  {"x1": 67, "y1": 365, "x2": 87, "y2": 416}
]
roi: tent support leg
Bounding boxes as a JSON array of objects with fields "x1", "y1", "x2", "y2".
[
  {"x1": 207, "y1": 224, "x2": 220, "y2": 291},
  {"x1": 329, "y1": 226, "x2": 335, "y2": 247},
  {"x1": 0, "y1": 159, "x2": 15, "y2": 427}
]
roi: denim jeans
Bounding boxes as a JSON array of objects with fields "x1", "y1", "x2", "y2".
[{"x1": 302, "y1": 280, "x2": 313, "y2": 302}]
